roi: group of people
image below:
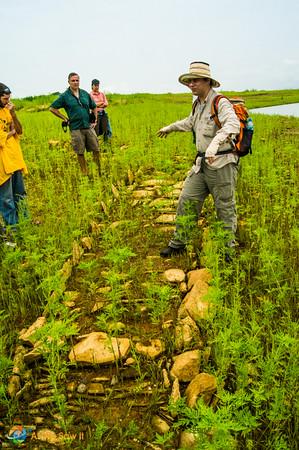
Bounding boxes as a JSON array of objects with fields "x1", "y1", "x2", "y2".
[{"x1": 1, "y1": 61, "x2": 241, "y2": 260}]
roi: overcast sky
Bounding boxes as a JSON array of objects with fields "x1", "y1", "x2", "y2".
[{"x1": 2, "y1": 0, "x2": 299, "y2": 98}]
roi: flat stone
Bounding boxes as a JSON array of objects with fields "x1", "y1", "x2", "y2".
[
  {"x1": 87, "y1": 382, "x2": 105, "y2": 395},
  {"x1": 19, "y1": 317, "x2": 46, "y2": 345},
  {"x1": 68, "y1": 332, "x2": 131, "y2": 365},
  {"x1": 163, "y1": 268, "x2": 185, "y2": 283},
  {"x1": 132, "y1": 190, "x2": 155, "y2": 199},
  {"x1": 155, "y1": 214, "x2": 176, "y2": 224}
]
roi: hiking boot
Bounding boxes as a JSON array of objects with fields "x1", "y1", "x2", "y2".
[{"x1": 160, "y1": 245, "x2": 186, "y2": 258}]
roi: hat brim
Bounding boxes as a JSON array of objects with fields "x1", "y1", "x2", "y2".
[{"x1": 178, "y1": 73, "x2": 220, "y2": 88}]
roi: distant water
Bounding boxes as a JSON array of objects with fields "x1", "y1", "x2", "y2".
[{"x1": 250, "y1": 103, "x2": 299, "y2": 117}]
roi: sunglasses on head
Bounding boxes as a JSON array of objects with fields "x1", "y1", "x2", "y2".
[{"x1": 0, "y1": 88, "x2": 11, "y2": 95}]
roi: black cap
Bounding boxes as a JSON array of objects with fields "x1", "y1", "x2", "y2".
[
  {"x1": 91, "y1": 79, "x2": 100, "y2": 85},
  {"x1": 0, "y1": 83, "x2": 11, "y2": 95}
]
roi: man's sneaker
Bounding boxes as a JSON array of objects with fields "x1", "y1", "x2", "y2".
[{"x1": 160, "y1": 245, "x2": 186, "y2": 258}]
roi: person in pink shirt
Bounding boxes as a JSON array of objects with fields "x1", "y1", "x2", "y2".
[{"x1": 90, "y1": 79, "x2": 112, "y2": 141}]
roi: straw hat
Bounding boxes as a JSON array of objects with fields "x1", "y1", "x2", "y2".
[{"x1": 179, "y1": 61, "x2": 220, "y2": 88}]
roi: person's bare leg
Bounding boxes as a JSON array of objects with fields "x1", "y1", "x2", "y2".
[
  {"x1": 77, "y1": 154, "x2": 88, "y2": 175},
  {"x1": 92, "y1": 151, "x2": 101, "y2": 175}
]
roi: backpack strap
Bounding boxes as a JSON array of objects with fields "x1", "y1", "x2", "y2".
[
  {"x1": 210, "y1": 94, "x2": 228, "y2": 128},
  {"x1": 192, "y1": 98, "x2": 199, "y2": 116}
]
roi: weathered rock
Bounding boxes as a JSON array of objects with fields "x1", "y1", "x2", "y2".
[
  {"x1": 124, "y1": 357, "x2": 136, "y2": 366},
  {"x1": 179, "y1": 430, "x2": 198, "y2": 449},
  {"x1": 164, "y1": 188, "x2": 182, "y2": 198},
  {"x1": 170, "y1": 377, "x2": 181, "y2": 417},
  {"x1": 151, "y1": 415, "x2": 170, "y2": 434},
  {"x1": 162, "y1": 368, "x2": 171, "y2": 388},
  {"x1": 91, "y1": 300, "x2": 106, "y2": 313},
  {"x1": 59, "y1": 258, "x2": 73, "y2": 283},
  {"x1": 179, "y1": 281, "x2": 188, "y2": 293},
  {"x1": 87, "y1": 382, "x2": 105, "y2": 395},
  {"x1": 68, "y1": 332, "x2": 131, "y2": 364},
  {"x1": 135, "y1": 339, "x2": 165, "y2": 359},
  {"x1": 7, "y1": 375, "x2": 21, "y2": 398},
  {"x1": 178, "y1": 279, "x2": 212, "y2": 322},
  {"x1": 19, "y1": 317, "x2": 46, "y2": 345},
  {"x1": 23, "y1": 342, "x2": 43, "y2": 363},
  {"x1": 174, "y1": 316, "x2": 203, "y2": 351},
  {"x1": 155, "y1": 214, "x2": 176, "y2": 224},
  {"x1": 163, "y1": 268, "x2": 185, "y2": 283},
  {"x1": 141, "y1": 179, "x2": 169, "y2": 187},
  {"x1": 77, "y1": 383, "x2": 87, "y2": 394},
  {"x1": 185, "y1": 373, "x2": 217, "y2": 407},
  {"x1": 67, "y1": 382, "x2": 77, "y2": 392},
  {"x1": 187, "y1": 268, "x2": 212, "y2": 290},
  {"x1": 16, "y1": 380, "x2": 32, "y2": 401},
  {"x1": 132, "y1": 189, "x2": 155, "y2": 199},
  {"x1": 170, "y1": 350, "x2": 201, "y2": 382},
  {"x1": 29, "y1": 396, "x2": 63, "y2": 408},
  {"x1": 96, "y1": 286, "x2": 112, "y2": 294},
  {"x1": 81, "y1": 236, "x2": 93, "y2": 250},
  {"x1": 72, "y1": 241, "x2": 84, "y2": 266}
]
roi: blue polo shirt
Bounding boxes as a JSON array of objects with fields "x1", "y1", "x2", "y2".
[{"x1": 51, "y1": 88, "x2": 96, "y2": 130}]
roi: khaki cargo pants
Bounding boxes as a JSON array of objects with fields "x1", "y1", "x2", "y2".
[{"x1": 169, "y1": 161, "x2": 239, "y2": 248}]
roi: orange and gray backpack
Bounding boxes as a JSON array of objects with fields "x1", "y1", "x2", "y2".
[
  {"x1": 192, "y1": 95, "x2": 254, "y2": 157},
  {"x1": 211, "y1": 95, "x2": 253, "y2": 157}
]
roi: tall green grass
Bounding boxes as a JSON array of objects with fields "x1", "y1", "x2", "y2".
[{"x1": 0, "y1": 91, "x2": 298, "y2": 448}]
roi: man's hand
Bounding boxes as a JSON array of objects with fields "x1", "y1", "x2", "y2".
[
  {"x1": 205, "y1": 142, "x2": 218, "y2": 165},
  {"x1": 207, "y1": 156, "x2": 216, "y2": 164},
  {"x1": 157, "y1": 128, "x2": 170, "y2": 138}
]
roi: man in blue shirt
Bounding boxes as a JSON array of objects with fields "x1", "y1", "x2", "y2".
[{"x1": 50, "y1": 72, "x2": 100, "y2": 175}]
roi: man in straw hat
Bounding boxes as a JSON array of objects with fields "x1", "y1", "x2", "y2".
[{"x1": 157, "y1": 61, "x2": 240, "y2": 260}]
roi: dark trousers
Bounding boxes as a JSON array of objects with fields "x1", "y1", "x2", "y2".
[{"x1": 95, "y1": 111, "x2": 109, "y2": 140}]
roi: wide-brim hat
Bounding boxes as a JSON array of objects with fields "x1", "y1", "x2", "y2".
[{"x1": 178, "y1": 61, "x2": 220, "y2": 88}]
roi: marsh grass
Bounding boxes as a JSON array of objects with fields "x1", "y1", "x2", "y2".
[{"x1": 0, "y1": 91, "x2": 298, "y2": 448}]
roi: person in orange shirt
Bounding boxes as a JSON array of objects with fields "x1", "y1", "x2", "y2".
[
  {"x1": 90, "y1": 79, "x2": 112, "y2": 142},
  {"x1": 0, "y1": 83, "x2": 28, "y2": 236}
]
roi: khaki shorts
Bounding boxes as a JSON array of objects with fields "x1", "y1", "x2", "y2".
[{"x1": 70, "y1": 128, "x2": 100, "y2": 155}]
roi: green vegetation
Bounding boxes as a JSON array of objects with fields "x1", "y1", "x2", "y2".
[{"x1": 0, "y1": 90, "x2": 298, "y2": 449}]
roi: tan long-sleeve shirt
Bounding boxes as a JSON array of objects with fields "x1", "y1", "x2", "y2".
[{"x1": 162, "y1": 88, "x2": 240, "y2": 170}]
